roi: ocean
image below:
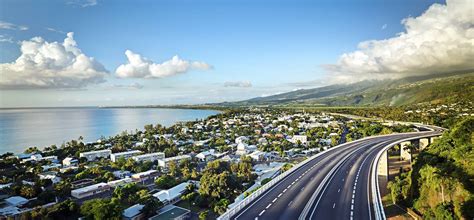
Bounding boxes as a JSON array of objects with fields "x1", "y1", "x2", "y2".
[{"x1": 0, "y1": 107, "x2": 219, "y2": 154}]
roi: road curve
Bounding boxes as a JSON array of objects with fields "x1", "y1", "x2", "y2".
[{"x1": 229, "y1": 131, "x2": 441, "y2": 220}]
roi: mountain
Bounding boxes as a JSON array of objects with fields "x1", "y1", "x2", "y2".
[{"x1": 217, "y1": 71, "x2": 474, "y2": 107}]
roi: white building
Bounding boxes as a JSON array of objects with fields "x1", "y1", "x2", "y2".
[
  {"x1": 131, "y1": 170, "x2": 159, "y2": 182},
  {"x1": 235, "y1": 136, "x2": 249, "y2": 145},
  {"x1": 38, "y1": 171, "x2": 61, "y2": 184},
  {"x1": 236, "y1": 143, "x2": 257, "y2": 155},
  {"x1": 158, "y1": 155, "x2": 191, "y2": 169},
  {"x1": 107, "y1": 177, "x2": 133, "y2": 188},
  {"x1": 153, "y1": 182, "x2": 195, "y2": 205},
  {"x1": 79, "y1": 149, "x2": 112, "y2": 161},
  {"x1": 196, "y1": 150, "x2": 214, "y2": 162},
  {"x1": 110, "y1": 150, "x2": 142, "y2": 162},
  {"x1": 291, "y1": 135, "x2": 308, "y2": 145},
  {"x1": 249, "y1": 150, "x2": 265, "y2": 161},
  {"x1": 62, "y1": 157, "x2": 78, "y2": 166},
  {"x1": 122, "y1": 204, "x2": 145, "y2": 220},
  {"x1": 70, "y1": 182, "x2": 111, "y2": 199},
  {"x1": 132, "y1": 152, "x2": 165, "y2": 163}
]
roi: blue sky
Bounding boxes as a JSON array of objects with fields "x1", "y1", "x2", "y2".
[{"x1": 2, "y1": 0, "x2": 469, "y2": 107}]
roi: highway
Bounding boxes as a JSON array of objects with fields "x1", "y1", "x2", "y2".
[{"x1": 229, "y1": 131, "x2": 442, "y2": 220}]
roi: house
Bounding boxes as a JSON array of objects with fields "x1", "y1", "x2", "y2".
[
  {"x1": 41, "y1": 163, "x2": 61, "y2": 171},
  {"x1": 132, "y1": 152, "x2": 165, "y2": 163},
  {"x1": 113, "y1": 170, "x2": 131, "y2": 179},
  {"x1": 195, "y1": 150, "x2": 215, "y2": 162},
  {"x1": 110, "y1": 150, "x2": 142, "y2": 162},
  {"x1": 249, "y1": 151, "x2": 265, "y2": 161},
  {"x1": 62, "y1": 157, "x2": 78, "y2": 166},
  {"x1": 291, "y1": 135, "x2": 308, "y2": 145},
  {"x1": 148, "y1": 205, "x2": 190, "y2": 220},
  {"x1": 157, "y1": 155, "x2": 191, "y2": 169},
  {"x1": 131, "y1": 170, "x2": 159, "y2": 182},
  {"x1": 71, "y1": 182, "x2": 111, "y2": 199},
  {"x1": 235, "y1": 136, "x2": 249, "y2": 145},
  {"x1": 107, "y1": 177, "x2": 133, "y2": 188},
  {"x1": 123, "y1": 204, "x2": 145, "y2": 220},
  {"x1": 5, "y1": 196, "x2": 28, "y2": 207},
  {"x1": 236, "y1": 143, "x2": 257, "y2": 155},
  {"x1": 38, "y1": 171, "x2": 61, "y2": 184},
  {"x1": 79, "y1": 149, "x2": 112, "y2": 161},
  {"x1": 152, "y1": 182, "x2": 194, "y2": 205}
]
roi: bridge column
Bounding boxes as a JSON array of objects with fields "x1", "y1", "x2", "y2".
[
  {"x1": 419, "y1": 138, "x2": 430, "y2": 151},
  {"x1": 400, "y1": 141, "x2": 412, "y2": 162},
  {"x1": 377, "y1": 150, "x2": 389, "y2": 181},
  {"x1": 430, "y1": 136, "x2": 439, "y2": 144}
]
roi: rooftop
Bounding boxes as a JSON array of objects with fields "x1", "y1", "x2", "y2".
[
  {"x1": 122, "y1": 204, "x2": 144, "y2": 218},
  {"x1": 149, "y1": 205, "x2": 190, "y2": 220}
]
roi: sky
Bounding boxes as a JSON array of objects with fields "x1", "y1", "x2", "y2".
[{"x1": 0, "y1": 0, "x2": 472, "y2": 107}]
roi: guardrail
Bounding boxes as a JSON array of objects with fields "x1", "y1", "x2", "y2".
[{"x1": 371, "y1": 132, "x2": 442, "y2": 220}]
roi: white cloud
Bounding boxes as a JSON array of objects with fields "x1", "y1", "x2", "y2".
[
  {"x1": 224, "y1": 81, "x2": 252, "y2": 88},
  {"x1": 68, "y1": 0, "x2": 97, "y2": 7},
  {"x1": 46, "y1": 27, "x2": 65, "y2": 34},
  {"x1": 323, "y1": 0, "x2": 474, "y2": 82},
  {"x1": 0, "y1": 35, "x2": 14, "y2": 43},
  {"x1": 116, "y1": 50, "x2": 212, "y2": 78},
  {"x1": 0, "y1": 21, "x2": 28, "y2": 31},
  {"x1": 0, "y1": 32, "x2": 108, "y2": 89}
]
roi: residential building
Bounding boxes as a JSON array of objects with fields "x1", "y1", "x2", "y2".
[
  {"x1": 157, "y1": 155, "x2": 191, "y2": 169},
  {"x1": 132, "y1": 152, "x2": 165, "y2": 163},
  {"x1": 107, "y1": 177, "x2": 133, "y2": 188},
  {"x1": 152, "y1": 181, "x2": 195, "y2": 205},
  {"x1": 131, "y1": 170, "x2": 159, "y2": 182},
  {"x1": 123, "y1": 204, "x2": 145, "y2": 220},
  {"x1": 148, "y1": 205, "x2": 190, "y2": 220},
  {"x1": 70, "y1": 182, "x2": 111, "y2": 199},
  {"x1": 291, "y1": 135, "x2": 308, "y2": 145},
  {"x1": 110, "y1": 150, "x2": 142, "y2": 162},
  {"x1": 62, "y1": 157, "x2": 78, "y2": 166},
  {"x1": 79, "y1": 149, "x2": 112, "y2": 161}
]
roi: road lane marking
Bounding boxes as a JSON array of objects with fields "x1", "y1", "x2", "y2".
[
  {"x1": 272, "y1": 198, "x2": 277, "y2": 203},
  {"x1": 283, "y1": 189, "x2": 287, "y2": 193},
  {"x1": 278, "y1": 193, "x2": 282, "y2": 197},
  {"x1": 332, "y1": 203, "x2": 336, "y2": 208},
  {"x1": 338, "y1": 188, "x2": 340, "y2": 193},
  {"x1": 266, "y1": 204, "x2": 272, "y2": 209},
  {"x1": 288, "y1": 200, "x2": 293, "y2": 206},
  {"x1": 259, "y1": 210, "x2": 265, "y2": 216}
]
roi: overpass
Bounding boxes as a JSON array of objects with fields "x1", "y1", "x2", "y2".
[{"x1": 218, "y1": 126, "x2": 443, "y2": 220}]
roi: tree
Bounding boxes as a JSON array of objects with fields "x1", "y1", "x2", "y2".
[
  {"x1": 80, "y1": 198, "x2": 122, "y2": 220},
  {"x1": 198, "y1": 210, "x2": 209, "y2": 220},
  {"x1": 213, "y1": 198, "x2": 230, "y2": 215},
  {"x1": 154, "y1": 175, "x2": 177, "y2": 189}
]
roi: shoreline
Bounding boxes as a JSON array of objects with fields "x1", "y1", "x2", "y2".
[{"x1": 0, "y1": 108, "x2": 222, "y2": 155}]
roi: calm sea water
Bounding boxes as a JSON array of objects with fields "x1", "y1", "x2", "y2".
[{"x1": 0, "y1": 108, "x2": 219, "y2": 154}]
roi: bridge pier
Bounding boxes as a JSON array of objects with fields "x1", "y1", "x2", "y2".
[
  {"x1": 377, "y1": 150, "x2": 389, "y2": 182},
  {"x1": 400, "y1": 141, "x2": 412, "y2": 162},
  {"x1": 419, "y1": 138, "x2": 430, "y2": 151}
]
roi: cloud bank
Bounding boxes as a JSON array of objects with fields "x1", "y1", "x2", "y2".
[
  {"x1": 0, "y1": 32, "x2": 108, "y2": 89},
  {"x1": 324, "y1": 0, "x2": 474, "y2": 82},
  {"x1": 116, "y1": 50, "x2": 212, "y2": 78},
  {"x1": 224, "y1": 81, "x2": 252, "y2": 88}
]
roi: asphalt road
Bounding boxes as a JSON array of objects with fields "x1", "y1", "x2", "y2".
[{"x1": 231, "y1": 131, "x2": 440, "y2": 220}]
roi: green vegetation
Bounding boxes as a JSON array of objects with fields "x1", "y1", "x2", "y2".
[{"x1": 388, "y1": 117, "x2": 474, "y2": 219}]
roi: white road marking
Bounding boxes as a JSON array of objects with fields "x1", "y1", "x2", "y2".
[
  {"x1": 332, "y1": 203, "x2": 336, "y2": 208},
  {"x1": 338, "y1": 188, "x2": 340, "y2": 193},
  {"x1": 259, "y1": 210, "x2": 265, "y2": 216},
  {"x1": 266, "y1": 203, "x2": 272, "y2": 209},
  {"x1": 278, "y1": 193, "x2": 282, "y2": 197},
  {"x1": 288, "y1": 200, "x2": 293, "y2": 206},
  {"x1": 283, "y1": 189, "x2": 287, "y2": 193},
  {"x1": 272, "y1": 198, "x2": 277, "y2": 203}
]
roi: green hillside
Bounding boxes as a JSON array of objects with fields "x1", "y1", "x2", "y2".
[{"x1": 220, "y1": 71, "x2": 474, "y2": 107}]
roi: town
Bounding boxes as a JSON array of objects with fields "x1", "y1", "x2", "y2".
[{"x1": 0, "y1": 108, "x2": 418, "y2": 219}]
